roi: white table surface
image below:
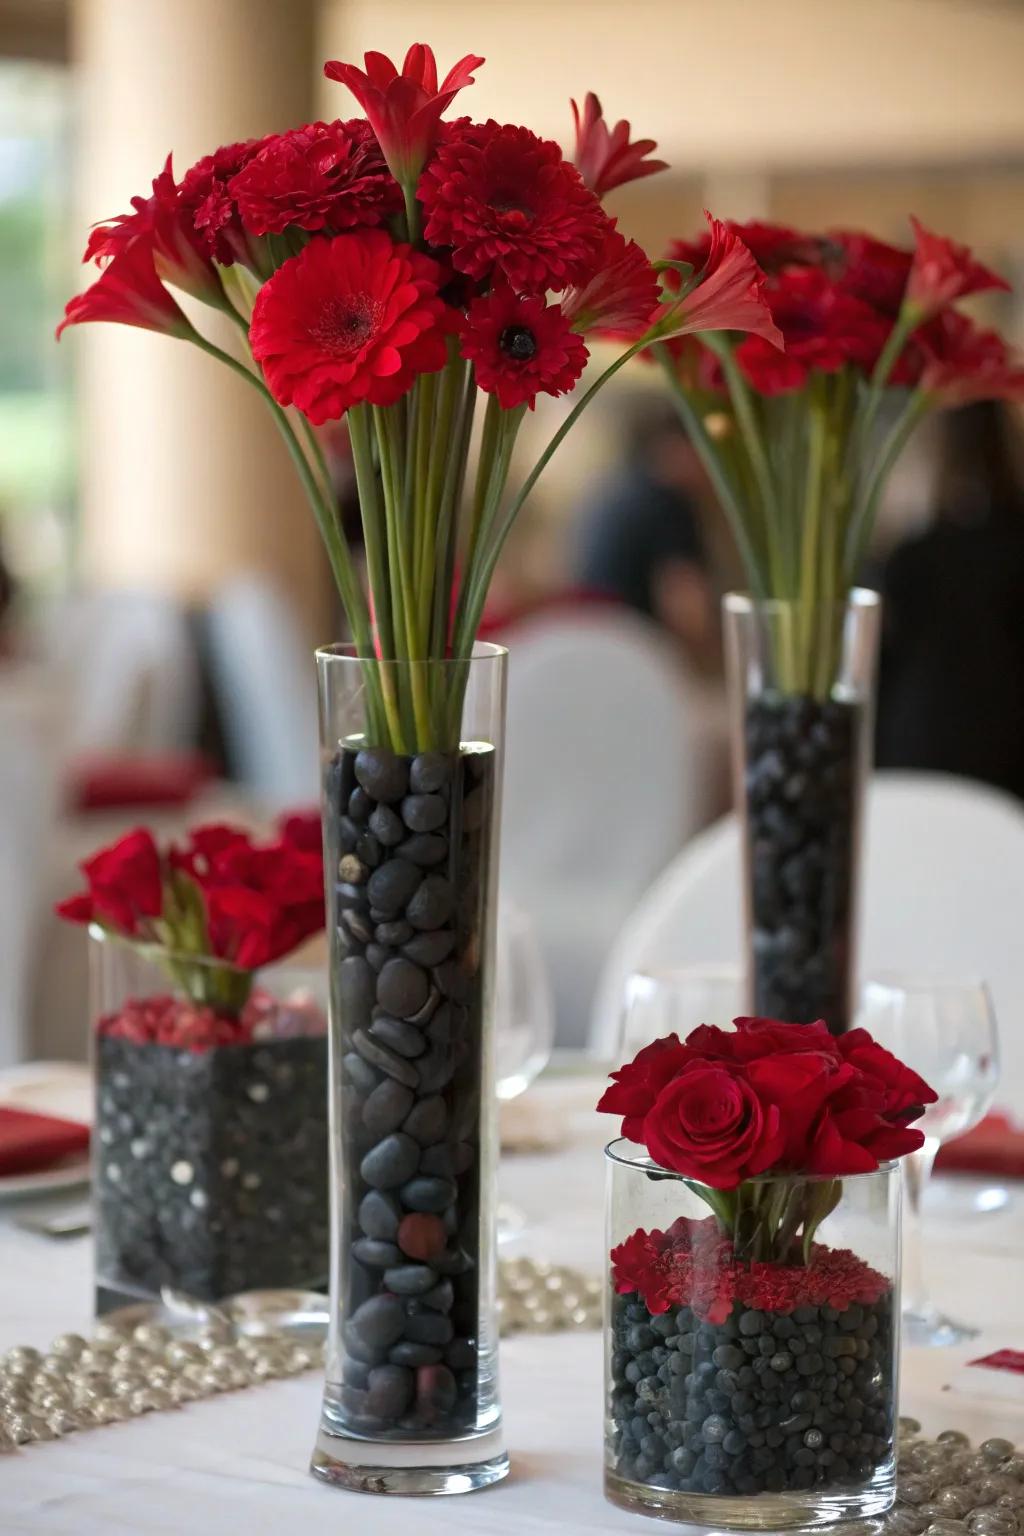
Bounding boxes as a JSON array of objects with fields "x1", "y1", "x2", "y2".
[{"x1": 2, "y1": 1078, "x2": 1023, "y2": 1535}]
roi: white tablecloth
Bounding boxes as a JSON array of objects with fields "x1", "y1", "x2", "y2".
[{"x1": 2, "y1": 1081, "x2": 1022, "y2": 1535}]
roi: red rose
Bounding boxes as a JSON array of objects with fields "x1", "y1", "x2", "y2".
[
  {"x1": 642, "y1": 1063, "x2": 784, "y2": 1189},
  {"x1": 597, "y1": 1032, "x2": 691, "y2": 1142},
  {"x1": 250, "y1": 229, "x2": 448, "y2": 423},
  {"x1": 57, "y1": 828, "x2": 164, "y2": 936},
  {"x1": 834, "y1": 1028, "x2": 936, "y2": 1121},
  {"x1": 808, "y1": 1089, "x2": 925, "y2": 1177},
  {"x1": 418, "y1": 119, "x2": 609, "y2": 292}
]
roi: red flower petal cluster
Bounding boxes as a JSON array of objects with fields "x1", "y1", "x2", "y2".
[
  {"x1": 735, "y1": 267, "x2": 890, "y2": 395},
  {"x1": 228, "y1": 119, "x2": 402, "y2": 237},
  {"x1": 655, "y1": 215, "x2": 785, "y2": 350},
  {"x1": 599, "y1": 1015, "x2": 936, "y2": 1186},
  {"x1": 917, "y1": 311, "x2": 1024, "y2": 407},
  {"x1": 563, "y1": 227, "x2": 660, "y2": 336},
  {"x1": 419, "y1": 120, "x2": 609, "y2": 292},
  {"x1": 612, "y1": 1216, "x2": 890, "y2": 1322},
  {"x1": 56, "y1": 235, "x2": 196, "y2": 341},
  {"x1": 96, "y1": 986, "x2": 327, "y2": 1053},
  {"x1": 249, "y1": 229, "x2": 448, "y2": 423},
  {"x1": 178, "y1": 137, "x2": 271, "y2": 265},
  {"x1": 669, "y1": 219, "x2": 820, "y2": 277},
  {"x1": 460, "y1": 284, "x2": 587, "y2": 410},
  {"x1": 325, "y1": 43, "x2": 483, "y2": 185},
  {"x1": 905, "y1": 216, "x2": 1010, "y2": 319},
  {"x1": 55, "y1": 828, "x2": 163, "y2": 934},
  {"x1": 828, "y1": 230, "x2": 912, "y2": 318},
  {"x1": 570, "y1": 92, "x2": 667, "y2": 199}
]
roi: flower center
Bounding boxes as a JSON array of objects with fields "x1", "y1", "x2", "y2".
[
  {"x1": 499, "y1": 325, "x2": 537, "y2": 362},
  {"x1": 310, "y1": 294, "x2": 380, "y2": 357}
]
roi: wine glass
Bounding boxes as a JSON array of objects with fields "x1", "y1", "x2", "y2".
[
  {"x1": 494, "y1": 901, "x2": 555, "y2": 1243},
  {"x1": 619, "y1": 964, "x2": 743, "y2": 1059},
  {"x1": 857, "y1": 974, "x2": 1000, "y2": 1346}
]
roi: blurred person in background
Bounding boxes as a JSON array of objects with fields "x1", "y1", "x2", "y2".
[
  {"x1": 572, "y1": 398, "x2": 719, "y2": 675},
  {"x1": 0, "y1": 533, "x2": 18, "y2": 661},
  {"x1": 876, "y1": 401, "x2": 1024, "y2": 801}
]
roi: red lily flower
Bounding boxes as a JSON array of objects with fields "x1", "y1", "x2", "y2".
[
  {"x1": 652, "y1": 212, "x2": 784, "y2": 350},
  {"x1": 904, "y1": 216, "x2": 1009, "y2": 322},
  {"x1": 324, "y1": 43, "x2": 483, "y2": 186},
  {"x1": 570, "y1": 92, "x2": 667, "y2": 199},
  {"x1": 56, "y1": 235, "x2": 196, "y2": 341}
]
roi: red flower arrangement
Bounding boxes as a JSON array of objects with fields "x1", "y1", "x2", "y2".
[
  {"x1": 57, "y1": 40, "x2": 782, "y2": 754},
  {"x1": 57, "y1": 813, "x2": 325, "y2": 1010},
  {"x1": 600, "y1": 1016, "x2": 936, "y2": 1275}
]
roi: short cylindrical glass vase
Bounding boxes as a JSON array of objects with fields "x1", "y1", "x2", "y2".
[
  {"x1": 90, "y1": 929, "x2": 328, "y2": 1311},
  {"x1": 604, "y1": 1140, "x2": 899, "y2": 1529},
  {"x1": 724, "y1": 589, "x2": 881, "y2": 1035},
  {"x1": 311, "y1": 644, "x2": 509, "y2": 1496}
]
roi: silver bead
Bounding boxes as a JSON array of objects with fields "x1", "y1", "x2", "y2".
[
  {"x1": 5, "y1": 1412, "x2": 34, "y2": 1444},
  {"x1": 3, "y1": 1346, "x2": 41, "y2": 1370},
  {"x1": 903, "y1": 1478, "x2": 938, "y2": 1506},
  {"x1": 901, "y1": 1418, "x2": 925, "y2": 1436},
  {"x1": 33, "y1": 1389, "x2": 72, "y2": 1414},
  {"x1": 93, "y1": 1320, "x2": 129, "y2": 1345},
  {"x1": 1000, "y1": 1458, "x2": 1024, "y2": 1481},
  {"x1": 966, "y1": 1514, "x2": 1019, "y2": 1536},
  {"x1": 27, "y1": 1414, "x2": 56, "y2": 1442},
  {"x1": 938, "y1": 1431, "x2": 973, "y2": 1447},
  {"x1": 129, "y1": 1387, "x2": 175, "y2": 1414},
  {"x1": 165, "y1": 1341, "x2": 203, "y2": 1368},
  {"x1": 111, "y1": 1375, "x2": 144, "y2": 1399},
  {"x1": 937, "y1": 1490, "x2": 975, "y2": 1518},
  {"x1": 924, "y1": 1522, "x2": 969, "y2": 1535},
  {"x1": 45, "y1": 1408, "x2": 79, "y2": 1436},
  {"x1": 169, "y1": 1377, "x2": 203, "y2": 1405},
  {"x1": 983, "y1": 1443, "x2": 1018, "y2": 1466},
  {"x1": 0, "y1": 1423, "x2": 16, "y2": 1454},
  {"x1": 50, "y1": 1333, "x2": 87, "y2": 1359}
]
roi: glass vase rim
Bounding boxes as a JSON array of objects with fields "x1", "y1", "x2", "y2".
[
  {"x1": 86, "y1": 923, "x2": 311, "y2": 981},
  {"x1": 604, "y1": 1137, "x2": 896, "y2": 1185},
  {"x1": 315, "y1": 639, "x2": 508, "y2": 669},
  {"x1": 723, "y1": 586, "x2": 880, "y2": 619}
]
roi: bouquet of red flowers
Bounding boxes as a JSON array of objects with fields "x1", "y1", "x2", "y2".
[
  {"x1": 652, "y1": 217, "x2": 1024, "y2": 693},
  {"x1": 57, "y1": 813, "x2": 324, "y2": 1015},
  {"x1": 57, "y1": 44, "x2": 782, "y2": 750},
  {"x1": 599, "y1": 1015, "x2": 936, "y2": 1264}
]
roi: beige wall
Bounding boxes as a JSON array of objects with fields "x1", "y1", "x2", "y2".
[{"x1": 71, "y1": 0, "x2": 332, "y2": 640}]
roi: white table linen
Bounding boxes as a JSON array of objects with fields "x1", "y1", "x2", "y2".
[{"x1": 2, "y1": 1081, "x2": 1022, "y2": 1534}]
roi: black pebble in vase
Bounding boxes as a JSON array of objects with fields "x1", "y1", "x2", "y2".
[
  {"x1": 325, "y1": 742, "x2": 494, "y2": 1439},
  {"x1": 743, "y1": 694, "x2": 867, "y2": 1035}
]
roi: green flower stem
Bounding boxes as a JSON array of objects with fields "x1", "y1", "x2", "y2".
[
  {"x1": 709, "y1": 338, "x2": 786, "y2": 597},
  {"x1": 796, "y1": 387, "x2": 828, "y2": 696},
  {"x1": 374, "y1": 403, "x2": 434, "y2": 750},
  {"x1": 845, "y1": 389, "x2": 929, "y2": 582},
  {"x1": 431, "y1": 365, "x2": 476, "y2": 665}
]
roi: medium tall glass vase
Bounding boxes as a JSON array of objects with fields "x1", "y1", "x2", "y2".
[
  {"x1": 724, "y1": 590, "x2": 881, "y2": 1035},
  {"x1": 311, "y1": 643, "x2": 509, "y2": 1496}
]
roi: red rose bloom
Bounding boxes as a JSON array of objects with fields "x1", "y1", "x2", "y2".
[
  {"x1": 563, "y1": 227, "x2": 660, "y2": 336},
  {"x1": 905, "y1": 216, "x2": 1010, "y2": 320},
  {"x1": 250, "y1": 229, "x2": 448, "y2": 423},
  {"x1": 571, "y1": 92, "x2": 667, "y2": 199},
  {"x1": 642, "y1": 1063, "x2": 784, "y2": 1188},
  {"x1": 597, "y1": 1032, "x2": 692, "y2": 1142},
  {"x1": 178, "y1": 137, "x2": 272, "y2": 265},
  {"x1": 325, "y1": 43, "x2": 483, "y2": 186},
  {"x1": 459, "y1": 284, "x2": 587, "y2": 410},
  {"x1": 56, "y1": 828, "x2": 163, "y2": 935},
  {"x1": 228, "y1": 119, "x2": 401, "y2": 236},
  {"x1": 834, "y1": 1028, "x2": 936, "y2": 1120},
  {"x1": 419, "y1": 120, "x2": 609, "y2": 292}
]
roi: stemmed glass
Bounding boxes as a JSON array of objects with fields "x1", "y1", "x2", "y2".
[
  {"x1": 619, "y1": 964, "x2": 743, "y2": 1059},
  {"x1": 857, "y1": 975, "x2": 1000, "y2": 1347}
]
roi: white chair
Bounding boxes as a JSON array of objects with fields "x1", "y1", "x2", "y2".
[
  {"x1": 34, "y1": 590, "x2": 200, "y2": 756},
  {"x1": 499, "y1": 608, "x2": 709, "y2": 1048},
  {"x1": 590, "y1": 771, "x2": 1024, "y2": 1108},
  {"x1": 205, "y1": 575, "x2": 319, "y2": 809}
]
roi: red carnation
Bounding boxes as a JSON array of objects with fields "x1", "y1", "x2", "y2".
[
  {"x1": 570, "y1": 92, "x2": 667, "y2": 199},
  {"x1": 643, "y1": 1063, "x2": 784, "y2": 1189},
  {"x1": 655, "y1": 214, "x2": 784, "y2": 350},
  {"x1": 228, "y1": 119, "x2": 401, "y2": 237},
  {"x1": 830, "y1": 230, "x2": 912, "y2": 317},
  {"x1": 250, "y1": 229, "x2": 448, "y2": 424},
  {"x1": 905, "y1": 216, "x2": 1010, "y2": 321},
  {"x1": 419, "y1": 120, "x2": 609, "y2": 292},
  {"x1": 918, "y1": 311, "x2": 1024, "y2": 407},
  {"x1": 459, "y1": 284, "x2": 587, "y2": 410},
  {"x1": 563, "y1": 227, "x2": 660, "y2": 336},
  {"x1": 325, "y1": 42, "x2": 483, "y2": 186},
  {"x1": 57, "y1": 235, "x2": 196, "y2": 341},
  {"x1": 179, "y1": 137, "x2": 271, "y2": 266}
]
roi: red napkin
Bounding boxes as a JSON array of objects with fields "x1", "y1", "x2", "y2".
[
  {"x1": 935, "y1": 1111, "x2": 1024, "y2": 1179},
  {"x1": 69, "y1": 753, "x2": 214, "y2": 811},
  {"x1": 0, "y1": 1107, "x2": 90, "y2": 1177}
]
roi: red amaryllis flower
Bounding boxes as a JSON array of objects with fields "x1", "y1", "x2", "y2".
[
  {"x1": 830, "y1": 230, "x2": 912, "y2": 317},
  {"x1": 419, "y1": 120, "x2": 609, "y2": 292},
  {"x1": 325, "y1": 43, "x2": 483, "y2": 186},
  {"x1": 228, "y1": 119, "x2": 402, "y2": 236},
  {"x1": 735, "y1": 266, "x2": 888, "y2": 394},
  {"x1": 56, "y1": 828, "x2": 163, "y2": 935},
  {"x1": 904, "y1": 216, "x2": 1010, "y2": 320},
  {"x1": 459, "y1": 284, "x2": 587, "y2": 410},
  {"x1": 179, "y1": 137, "x2": 271, "y2": 266},
  {"x1": 57, "y1": 236, "x2": 196, "y2": 341},
  {"x1": 570, "y1": 92, "x2": 667, "y2": 198},
  {"x1": 562, "y1": 227, "x2": 660, "y2": 335},
  {"x1": 669, "y1": 219, "x2": 820, "y2": 276},
  {"x1": 250, "y1": 229, "x2": 448, "y2": 424},
  {"x1": 917, "y1": 311, "x2": 1024, "y2": 406},
  {"x1": 80, "y1": 157, "x2": 223, "y2": 308},
  {"x1": 643, "y1": 1063, "x2": 784, "y2": 1189},
  {"x1": 655, "y1": 214, "x2": 784, "y2": 349}
]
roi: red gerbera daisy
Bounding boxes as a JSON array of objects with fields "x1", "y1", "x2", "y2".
[
  {"x1": 830, "y1": 230, "x2": 912, "y2": 317},
  {"x1": 179, "y1": 137, "x2": 272, "y2": 265},
  {"x1": 459, "y1": 284, "x2": 588, "y2": 411},
  {"x1": 228, "y1": 119, "x2": 402, "y2": 237},
  {"x1": 735, "y1": 266, "x2": 888, "y2": 395},
  {"x1": 418, "y1": 120, "x2": 609, "y2": 292},
  {"x1": 249, "y1": 228, "x2": 448, "y2": 424},
  {"x1": 563, "y1": 227, "x2": 659, "y2": 336}
]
